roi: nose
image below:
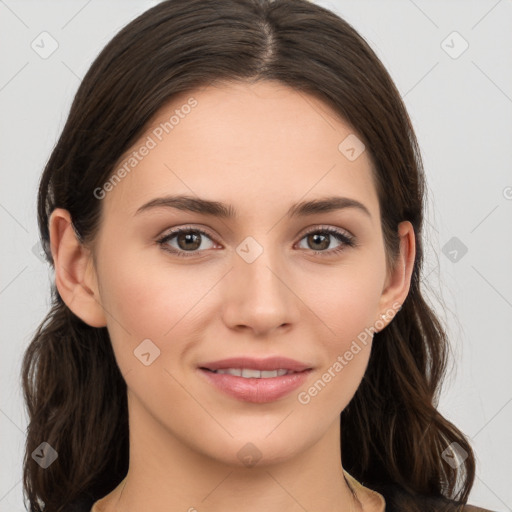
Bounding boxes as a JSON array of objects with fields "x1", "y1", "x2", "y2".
[{"x1": 220, "y1": 246, "x2": 300, "y2": 337}]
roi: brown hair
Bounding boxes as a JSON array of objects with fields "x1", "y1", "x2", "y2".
[{"x1": 22, "y1": 1, "x2": 476, "y2": 511}]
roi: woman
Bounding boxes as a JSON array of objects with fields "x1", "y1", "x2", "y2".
[{"x1": 21, "y1": 1, "x2": 494, "y2": 511}]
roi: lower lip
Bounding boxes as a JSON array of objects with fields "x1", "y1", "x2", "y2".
[{"x1": 199, "y1": 369, "x2": 311, "y2": 403}]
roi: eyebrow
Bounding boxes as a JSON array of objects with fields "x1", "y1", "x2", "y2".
[{"x1": 135, "y1": 194, "x2": 372, "y2": 219}]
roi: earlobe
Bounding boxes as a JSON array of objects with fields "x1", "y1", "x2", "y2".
[
  {"x1": 376, "y1": 220, "x2": 416, "y2": 328},
  {"x1": 49, "y1": 208, "x2": 107, "y2": 328}
]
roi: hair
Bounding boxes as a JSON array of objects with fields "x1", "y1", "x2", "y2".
[{"x1": 21, "y1": 1, "x2": 477, "y2": 511}]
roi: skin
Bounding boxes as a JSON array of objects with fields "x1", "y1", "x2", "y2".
[{"x1": 50, "y1": 80, "x2": 415, "y2": 512}]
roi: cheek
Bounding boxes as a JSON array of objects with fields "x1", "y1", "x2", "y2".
[
  {"x1": 298, "y1": 264, "x2": 384, "y2": 409},
  {"x1": 96, "y1": 248, "x2": 213, "y2": 361},
  {"x1": 307, "y1": 263, "x2": 385, "y2": 344},
  {"x1": 296, "y1": 282, "x2": 378, "y2": 424}
]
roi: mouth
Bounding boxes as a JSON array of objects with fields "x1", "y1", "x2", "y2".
[
  {"x1": 202, "y1": 368, "x2": 297, "y2": 378},
  {"x1": 199, "y1": 356, "x2": 312, "y2": 373},
  {"x1": 198, "y1": 356, "x2": 313, "y2": 403}
]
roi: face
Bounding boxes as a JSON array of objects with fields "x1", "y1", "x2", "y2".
[{"x1": 80, "y1": 80, "x2": 407, "y2": 467}]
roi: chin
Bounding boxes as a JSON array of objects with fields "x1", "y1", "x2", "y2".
[{"x1": 194, "y1": 426, "x2": 315, "y2": 470}]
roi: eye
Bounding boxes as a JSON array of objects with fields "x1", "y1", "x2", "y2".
[
  {"x1": 157, "y1": 227, "x2": 217, "y2": 257},
  {"x1": 156, "y1": 225, "x2": 356, "y2": 258},
  {"x1": 296, "y1": 226, "x2": 356, "y2": 257}
]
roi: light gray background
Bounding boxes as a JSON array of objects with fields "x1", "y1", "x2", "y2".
[{"x1": 1, "y1": 0, "x2": 511, "y2": 510}]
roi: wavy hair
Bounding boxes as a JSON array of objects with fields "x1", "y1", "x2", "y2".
[{"x1": 21, "y1": 1, "x2": 476, "y2": 510}]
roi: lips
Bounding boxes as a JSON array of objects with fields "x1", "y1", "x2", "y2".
[
  {"x1": 199, "y1": 356, "x2": 312, "y2": 373},
  {"x1": 198, "y1": 356, "x2": 313, "y2": 403}
]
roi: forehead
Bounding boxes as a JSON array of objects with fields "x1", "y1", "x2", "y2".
[{"x1": 101, "y1": 80, "x2": 379, "y2": 223}]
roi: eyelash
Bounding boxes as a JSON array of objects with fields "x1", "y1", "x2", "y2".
[{"x1": 156, "y1": 225, "x2": 357, "y2": 258}]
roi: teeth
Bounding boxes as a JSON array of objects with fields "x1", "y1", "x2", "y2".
[
  {"x1": 212, "y1": 368, "x2": 292, "y2": 378},
  {"x1": 242, "y1": 368, "x2": 261, "y2": 378},
  {"x1": 216, "y1": 368, "x2": 242, "y2": 376}
]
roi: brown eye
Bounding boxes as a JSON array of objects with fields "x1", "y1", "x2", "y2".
[
  {"x1": 306, "y1": 233, "x2": 330, "y2": 251},
  {"x1": 296, "y1": 227, "x2": 356, "y2": 256},
  {"x1": 176, "y1": 231, "x2": 202, "y2": 251},
  {"x1": 157, "y1": 228, "x2": 216, "y2": 257}
]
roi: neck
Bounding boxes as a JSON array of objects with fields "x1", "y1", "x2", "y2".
[{"x1": 102, "y1": 393, "x2": 362, "y2": 512}]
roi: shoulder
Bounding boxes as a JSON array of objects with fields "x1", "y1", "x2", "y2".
[
  {"x1": 412, "y1": 494, "x2": 497, "y2": 512},
  {"x1": 423, "y1": 494, "x2": 496, "y2": 512},
  {"x1": 371, "y1": 483, "x2": 496, "y2": 512},
  {"x1": 410, "y1": 493, "x2": 497, "y2": 512},
  {"x1": 460, "y1": 506, "x2": 497, "y2": 512}
]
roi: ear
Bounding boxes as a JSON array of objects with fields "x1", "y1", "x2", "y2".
[
  {"x1": 376, "y1": 220, "x2": 416, "y2": 329},
  {"x1": 49, "y1": 208, "x2": 107, "y2": 328}
]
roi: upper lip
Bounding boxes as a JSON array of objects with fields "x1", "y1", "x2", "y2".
[{"x1": 199, "y1": 356, "x2": 312, "y2": 372}]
